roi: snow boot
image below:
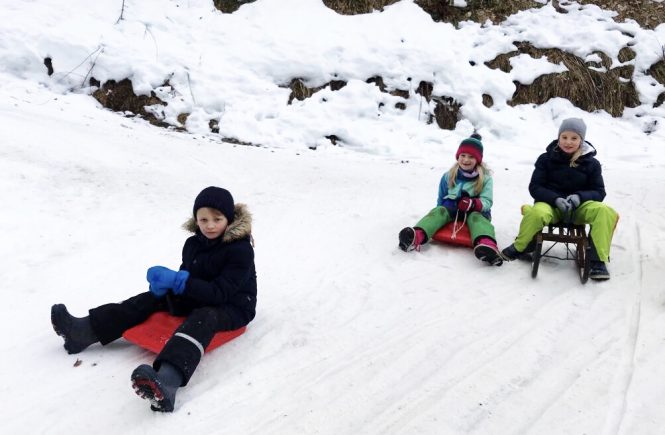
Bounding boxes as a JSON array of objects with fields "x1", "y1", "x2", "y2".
[
  {"x1": 586, "y1": 237, "x2": 610, "y2": 280},
  {"x1": 501, "y1": 241, "x2": 535, "y2": 262},
  {"x1": 398, "y1": 227, "x2": 426, "y2": 252},
  {"x1": 51, "y1": 304, "x2": 98, "y2": 354},
  {"x1": 589, "y1": 261, "x2": 610, "y2": 281},
  {"x1": 131, "y1": 362, "x2": 183, "y2": 412},
  {"x1": 473, "y1": 237, "x2": 503, "y2": 266}
]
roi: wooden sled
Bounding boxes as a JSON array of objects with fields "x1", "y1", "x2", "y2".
[
  {"x1": 531, "y1": 222, "x2": 590, "y2": 284},
  {"x1": 123, "y1": 312, "x2": 246, "y2": 354},
  {"x1": 431, "y1": 221, "x2": 473, "y2": 248},
  {"x1": 520, "y1": 205, "x2": 591, "y2": 284}
]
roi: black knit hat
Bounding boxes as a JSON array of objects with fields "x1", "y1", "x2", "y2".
[{"x1": 193, "y1": 186, "x2": 235, "y2": 222}]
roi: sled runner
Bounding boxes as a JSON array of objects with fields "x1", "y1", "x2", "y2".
[
  {"x1": 531, "y1": 222, "x2": 591, "y2": 284},
  {"x1": 123, "y1": 312, "x2": 246, "y2": 354},
  {"x1": 431, "y1": 221, "x2": 473, "y2": 248}
]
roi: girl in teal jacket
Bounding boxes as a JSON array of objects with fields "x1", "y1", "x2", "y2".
[{"x1": 398, "y1": 134, "x2": 503, "y2": 266}]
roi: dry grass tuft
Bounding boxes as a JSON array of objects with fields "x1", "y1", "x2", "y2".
[
  {"x1": 433, "y1": 96, "x2": 461, "y2": 130},
  {"x1": 321, "y1": 0, "x2": 398, "y2": 15},
  {"x1": 486, "y1": 42, "x2": 640, "y2": 116},
  {"x1": 92, "y1": 79, "x2": 181, "y2": 128},
  {"x1": 415, "y1": 0, "x2": 544, "y2": 25},
  {"x1": 576, "y1": 0, "x2": 665, "y2": 29},
  {"x1": 322, "y1": 0, "x2": 544, "y2": 23},
  {"x1": 213, "y1": 0, "x2": 256, "y2": 13},
  {"x1": 648, "y1": 59, "x2": 665, "y2": 85},
  {"x1": 284, "y1": 78, "x2": 348, "y2": 104},
  {"x1": 648, "y1": 59, "x2": 665, "y2": 107}
]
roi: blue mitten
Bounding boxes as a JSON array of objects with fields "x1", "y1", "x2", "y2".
[
  {"x1": 148, "y1": 283, "x2": 169, "y2": 298},
  {"x1": 146, "y1": 266, "x2": 190, "y2": 296}
]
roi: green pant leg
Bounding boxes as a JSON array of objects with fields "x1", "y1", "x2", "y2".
[
  {"x1": 466, "y1": 212, "x2": 496, "y2": 244},
  {"x1": 514, "y1": 202, "x2": 562, "y2": 251},
  {"x1": 415, "y1": 206, "x2": 452, "y2": 240},
  {"x1": 573, "y1": 201, "x2": 619, "y2": 262}
]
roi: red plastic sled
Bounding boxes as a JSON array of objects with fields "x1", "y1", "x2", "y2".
[
  {"x1": 123, "y1": 312, "x2": 246, "y2": 354},
  {"x1": 432, "y1": 221, "x2": 473, "y2": 248}
]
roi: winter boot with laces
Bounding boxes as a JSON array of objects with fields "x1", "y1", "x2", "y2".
[
  {"x1": 398, "y1": 227, "x2": 426, "y2": 252},
  {"x1": 51, "y1": 304, "x2": 98, "y2": 354},
  {"x1": 473, "y1": 237, "x2": 503, "y2": 266},
  {"x1": 131, "y1": 362, "x2": 183, "y2": 412}
]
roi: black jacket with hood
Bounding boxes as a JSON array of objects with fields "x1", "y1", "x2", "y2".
[
  {"x1": 529, "y1": 139, "x2": 606, "y2": 206},
  {"x1": 171, "y1": 203, "x2": 257, "y2": 328}
]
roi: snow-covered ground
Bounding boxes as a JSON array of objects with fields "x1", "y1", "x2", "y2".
[{"x1": 1, "y1": 1, "x2": 665, "y2": 433}]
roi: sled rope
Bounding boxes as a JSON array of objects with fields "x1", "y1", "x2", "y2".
[{"x1": 451, "y1": 210, "x2": 467, "y2": 240}]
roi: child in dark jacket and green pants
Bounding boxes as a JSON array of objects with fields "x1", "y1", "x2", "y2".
[
  {"x1": 51, "y1": 186, "x2": 257, "y2": 412},
  {"x1": 502, "y1": 118, "x2": 619, "y2": 280}
]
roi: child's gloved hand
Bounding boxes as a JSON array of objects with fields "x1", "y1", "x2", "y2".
[
  {"x1": 554, "y1": 197, "x2": 572, "y2": 213},
  {"x1": 146, "y1": 266, "x2": 190, "y2": 296},
  {"x1": 458, "y1": 197, "x2": 482, "y2": 212},
  {"x1": 566, "y1": 194, "x2": 581, "y2": 209}
]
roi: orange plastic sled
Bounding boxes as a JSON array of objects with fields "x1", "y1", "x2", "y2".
[
  {"x1": 123, "y1": 312, "x2": 246, "y2": 354},
  {"x1": 431, "y1": 221, "x2": 473, "y2": 248}
]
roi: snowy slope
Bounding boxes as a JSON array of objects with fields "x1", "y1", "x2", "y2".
[{"x1": 1, "y1": 1, "x2": 665, "y2": 434}]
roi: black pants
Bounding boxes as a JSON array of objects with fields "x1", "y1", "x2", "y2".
[{"x1": 89, "y1": 292, "x2": 234, "y2": 385}]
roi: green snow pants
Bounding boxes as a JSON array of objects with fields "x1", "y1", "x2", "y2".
[
  {"x1": 415, "y1": 206, "x2": 496, "y2": 245},
  {"x1": 513, "y1": 201, "x2": 619, "y2": 262}
]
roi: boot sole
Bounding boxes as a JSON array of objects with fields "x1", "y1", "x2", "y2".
[
  {"x1": 590, "y1": 273, "x2": 610, "y2": 281},
  {"x1": 131, "y1": 365, "x2": 175, "y2": 412},
  {"x1": 474, "y1": 245, "x2": 503, "y2": 266}
]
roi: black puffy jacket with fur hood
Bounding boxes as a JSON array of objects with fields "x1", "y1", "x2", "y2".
[{"x1": 174, "y1": 203, "x2": 256, "y2": 328}]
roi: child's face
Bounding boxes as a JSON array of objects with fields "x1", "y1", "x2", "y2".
[
  {"x1": 196, "y1": 207, "x2": 228, "y2": 240},
  {"x1": 558, "y1": 131, "x2": 582, "y2": 154},
  {"x1": 457, "y1": 153, "x2": 478, "y2": 171}
]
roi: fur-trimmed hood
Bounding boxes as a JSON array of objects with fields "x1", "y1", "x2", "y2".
[{"x1": 183, "y1": 203, "x2": 252, "y2": 243}]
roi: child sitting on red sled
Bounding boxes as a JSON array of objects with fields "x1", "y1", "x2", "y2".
[
  {"x1": 398, "y1": 134, "x2": 503, "y2": 266},
  {"x1": 51, "y1": 186, "x2": 257, "y2": 412}
]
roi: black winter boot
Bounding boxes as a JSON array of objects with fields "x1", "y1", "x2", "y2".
[
  {"x1": 587, "y1": 237, "x2": 610, "y2": 281},
  {"x1": 589, "y1": 261, "x2": 610, "y2": 281},
  {"x1": 51, "y1": 304, "x2": 98, "y2": 354},
  {"x1": 398, "y1": 227, "x2": 426, "y2": 252},
  {"x1": 131, "y1": 362, "x2": 183, "y2": 412},
  {"x1": 501, "y1": 241, "x2": 535, "y2": 262}
]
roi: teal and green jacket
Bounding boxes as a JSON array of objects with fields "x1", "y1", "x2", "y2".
[{"x1": 437, "y1": 170, "x2": 493, "y2": 219}]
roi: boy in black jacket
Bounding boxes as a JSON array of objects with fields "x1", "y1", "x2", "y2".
[
  {"x1": 51, "y1": 186, "x2": 257, "y2": 411},
  {"x1": 502, "y1": 118, "x2": 619, "y2": 280}
]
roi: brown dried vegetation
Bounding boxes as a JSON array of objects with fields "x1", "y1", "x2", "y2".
[
  {"x1": 648, "y1": 59, "x2": 665, "y2": 107},
  {"x1": 576, "y1": 0, "x2": 665, "y2": 29},
  {"x1": 285, "y1": 78, "x2": 348, "y2": 104},
  {"x1": 213, "y1": 0, "x2": 256, "y2": 13},
  {"x1": 321, "y1": 0, "x2": 544, "y2": 24},
  {"x1": 485, "y1": 42, "x2": 640, "y2": 116},
  {"x1": 91, "y1": 79, "x2": 180, "y2": 128}
]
